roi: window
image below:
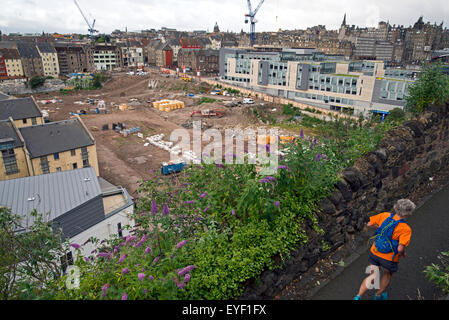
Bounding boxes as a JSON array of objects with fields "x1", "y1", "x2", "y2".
[
  {"x1": 22, "y1": 119, "x2": 27, "y2": 124},
  {"x1": 54, "y1": 153, "x2": 59, "y2": 160},
  {"x1": 31, "y1": 117, "x2": 37, "y2": 125},
  {"x1": 56, "y1": 167, "x2": 62, "y2": 172},
  {"x1": 1, "y1": 148, "x2": 19, "y2": 175},
  {"x1": 81, "y1": 147, "x2": 89, "y2": 167},
  {"x1": 40, "y1": 156, "x2": 50, "y2": 174},
  {"x1": 72, "y1": 163, "x2": 78, "y2": 169}
]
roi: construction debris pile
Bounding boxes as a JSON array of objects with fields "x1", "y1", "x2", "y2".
[{"x1": 147, "y1": 134, "x2": 200, "y2": 164}]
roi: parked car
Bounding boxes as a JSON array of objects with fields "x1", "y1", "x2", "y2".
[{"x1": 242, "y1": 98, "x2": 254, "y2": 104}]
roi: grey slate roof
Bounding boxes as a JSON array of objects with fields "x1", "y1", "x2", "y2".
[
  {"x1": 0, "y1": 97, "x2": 42, "y2": 120},
  {"x1": 16, "y1": 42, "x2": 41, "y2": 58},
  {"x1": 36, "y1": 42, "x2": 56, "y2": 54},
  {"x1": 0, "y1": 167, "x2": 101, "y2": 226},
  {"x1": 0, "y1": 119, "x2": 23, "y2": 148},
  {"x1": 19, "y1": 118, "x2": 94, "y2": 159}
]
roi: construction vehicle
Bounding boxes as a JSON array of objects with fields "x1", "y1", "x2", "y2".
[
  {"x1": 181, "y1": 76, "x2": 192, "y2": 82},
  {"x1": 211, "y1": 89, "x2": 223, "y2": 95},
  {"x1": 73, "y1": 0, "x2": 98, "y2": 39},
  {"x1": 190, "y1": 109, "x2": 225, "y2": 118}
]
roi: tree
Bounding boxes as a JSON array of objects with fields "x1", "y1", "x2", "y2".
[
  {"x1": 28, "y1": 76, "x2": 46, "y2": 89},
  {"x1": 405, "y1": 63, "x2": 449, "y2": 114},
  {"x1": 0, "y1": 207, "x2": 67, "y2": 299},
  {"x1": 388, "y1": 108, "x2": 406, "y2": 122}
]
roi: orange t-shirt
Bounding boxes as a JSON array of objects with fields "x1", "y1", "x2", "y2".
[{"x1": 369, "y1": 212, "x2": 412, "y2": 263}]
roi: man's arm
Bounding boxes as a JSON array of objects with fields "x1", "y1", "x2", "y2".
[{"x1": 398, "y1": 244, "x2": 406, "y2": 258}]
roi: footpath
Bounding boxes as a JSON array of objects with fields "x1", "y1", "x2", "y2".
[{"x1": 309, "y1": 181, "x2": 449, "y2": 300}]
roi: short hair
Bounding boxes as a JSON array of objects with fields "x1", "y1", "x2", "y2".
[{"x1": 393, "y1": 199, "x2": 416, "y2": 217}]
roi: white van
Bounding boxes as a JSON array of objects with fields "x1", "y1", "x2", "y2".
[{"x1": 243, "y1": 98, "x2": 254, "y2": 104}]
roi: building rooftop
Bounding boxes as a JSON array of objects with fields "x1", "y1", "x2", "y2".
[
  {"x1": 18, "y1": 117, "x2": 94, "y2": 159},
  {"x1": 0, "y1": 119, "x2": 23, "y2": 148},
  {"x1": 0, "y1": 167, "x2": 101, "y2": 232},
  {"x1": 36, "y1": 42, "x2": 56, "y2": 54},
  {"x1": 16, "y1": 42, "x2": 41, "y2": 58},
  {"x1": 0, "y1": 97, "x2": 42, "y2": 121}
]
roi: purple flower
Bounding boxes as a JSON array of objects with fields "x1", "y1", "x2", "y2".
[
  {"x1": 231, "y1": 209, "x2": 235, "y2": 216},
  {"x1": 277, "y1": 165, "x2": 291, "y2": 171},
  {"x1": 153, "y1": 256, "x2": 159, "y2": 264},
  {"x1": 119, "y1": 254, "x2": 127, "y2": 263},
  {"x1": 135, "y1": 235, "x2": 147, "y2": 248},
  {"x1": 203, "y1": 207, "x2": 210, "y2": 213},
  {"x1": 180, "y1": 214, "x2": 185, "y2": 219},
  {"x1": 175, "y1": 240, "x2": 188, "y2": 249},
  {"x1": 70, "y1": 243, "x2": 80, "y2": 250},
  {"x1": 101, "y1": 284, "x2": 110, "y2": 297},
  {"x1": 83, "y1": 257, "x2": 89, "y2": 262},
  {"x1": 163, "y1": 204, "x2": 170, "y2": 216},
  {"x1": 97, "y1": 252, "x2": 109, "y2": 258},
  {"x1": 265, "y1": 144, "x2": 270, "y2": 153},
  {"x1": 300, "y1": 128, "x2": 304, "y2": 139},
  {"x1": 185, "y1": 200, "x2": 195, "y2": 204},
  {"x1": 145, "y1": 247, "x2": 152, "y2": 254},
  {"x1": 121, "y1": 268, "x2": 130, "y2": 275},
  {"x1": 138, "y1": 273, "x2": 145, "y2": 281},
  {"x1": 178, "y1": 265, "x2": 196, "y2": 276},
  {"x1": 184, "y1": 273, "x2": 191, "y2": 283},
  {"x1": 260, "y1": 176, "x2": 277, "y2": 184},
  {"x1": 121, "y1": 293, "x2": 128, "y2": 300},
  {"x1": 125, "y1": 235, "x2": 136, "y2": 245},
  {"x1": 274, "y1": 201, "x2": 280, "y2": 209},
  {"x1": 215, "y1": 163, "x2": 226, "y2": 169},
  {"x1": 151, "y1": 200, "x2": 157, "y2": 215},
  {"x1": 148, "y1": 275, "x2": 154, "y2": 281},
  {"x1": 177, "y1": 282, "x2": 186, "y2": 288},
  {"x1": 200, "y1": 192, "x2": 208, "y2": 198},
  {"x1": 181, "y1": 183, "x2": 189, "y2": 187}
]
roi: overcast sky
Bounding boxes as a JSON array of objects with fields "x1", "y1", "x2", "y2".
[{"x1": 0, "y1": 0, "x2": 448, "y2": 35}]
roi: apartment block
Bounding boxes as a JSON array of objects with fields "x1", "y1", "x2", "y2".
[
  {"x1": 36, "y1": 43, "x2": 60, "y2": 77},
  {"x1": 92, "y1": 44, "x2": 123, "y2": 71},
  {"x1": 219, "y1": 48, "x2": 417, "y2": 117},
  {"x1": 0, "y1": 96, "x2": 44, "y2": 128},
  {"x1": 54, "y1": 43, "x2": 94, "y2": 75},
  {"x1": 0, "y1": 48, "x2": 24, "y2": 77},
  {"x1": 0, "y1": 115, "x2": 99, "y2": 181}
]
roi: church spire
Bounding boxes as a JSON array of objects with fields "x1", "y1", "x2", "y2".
[{"x1": 342, "y1": 13, "x2": 347, "y2": 26}]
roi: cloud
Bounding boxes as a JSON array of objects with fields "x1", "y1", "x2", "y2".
[{"x1": 0, "y1": 0, "x2": 447, "y2": 34}]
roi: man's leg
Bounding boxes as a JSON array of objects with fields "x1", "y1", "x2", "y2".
[
  {"x1": 356, "y1": 265, "x2": 378, "y2": 298},
  {"x1": 376, "y1": 268, "x2": 392, "y2": 296}
]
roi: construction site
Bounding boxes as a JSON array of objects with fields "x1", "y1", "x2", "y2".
[{"x1": 25, "y1": 68, "x2": 309, "y2": 197}]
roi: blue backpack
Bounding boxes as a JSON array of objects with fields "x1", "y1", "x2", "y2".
[{"x1": 372, "y1": 212, "x2": 404, "y2": 260}]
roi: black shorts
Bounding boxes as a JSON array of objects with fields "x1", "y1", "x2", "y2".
[{"x1": 368, "y1": 251, "x2": 398, "y2": 273}]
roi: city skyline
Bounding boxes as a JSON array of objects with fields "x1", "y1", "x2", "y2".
[{"x1": 0, "y1": 0, "x2": 448, "y2": 35}]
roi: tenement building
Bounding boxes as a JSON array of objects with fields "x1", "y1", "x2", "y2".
[{"x1": 219, "y1": 47, "x2": 417, "y2": 117}]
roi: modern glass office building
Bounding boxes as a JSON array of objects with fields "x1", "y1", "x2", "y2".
[{"x1": 219, "y1": 48, "x2": 417, "y2": 117}]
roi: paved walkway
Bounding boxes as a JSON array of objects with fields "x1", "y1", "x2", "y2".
[{"x1": 311, "y1": 182, "x2": 449, "y2": 300}]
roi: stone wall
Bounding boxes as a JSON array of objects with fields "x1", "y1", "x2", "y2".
[{"x1": 241, "y1": 102, "x2": 449, "y2": 299}]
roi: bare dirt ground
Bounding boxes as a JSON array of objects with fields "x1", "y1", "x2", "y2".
[{"x1": 26, "y1": 70, "x2": 304, "y2": 197}]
